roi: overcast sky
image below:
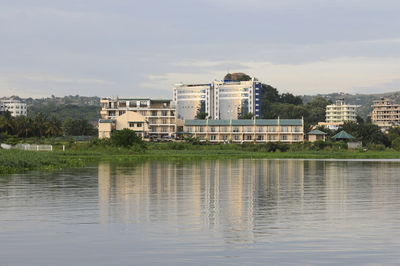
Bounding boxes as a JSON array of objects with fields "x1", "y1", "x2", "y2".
[{"x1": 1, "y1": 0, "x2": 400, "y2": 98}]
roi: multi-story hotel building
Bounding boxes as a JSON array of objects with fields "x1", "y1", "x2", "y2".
[
  {"x1": 100, "y1": 98, "x2": 176, "y2": 139},
  {"x1": 173, "y1": 83, "x2": 212, "y2": 120},
  {"x1": 174, "y1": 79, "x2": 261, "y2": 120},
  {"x1": 325, "y1": 99, "x2": 358, "y2": 123},
  {"x1": 0, "y1": 99, "x2": 27, "y2": 117},
  {"x1": 371, "y1": 98, "x2": 400, "y2": 129},
  {"x1": 184, "y1": 118, "x2": 303, "y2": 143}
]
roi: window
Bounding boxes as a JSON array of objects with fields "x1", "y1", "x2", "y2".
[
  {"x1": 281, "y1": 126, "x2": 288, "y2": 132},
  {"x1": 210, "y1": 135, "x2": 217, "y2": 140},
  {"x1": 137, "y1": 123, "x2": 142, "y2": 127},
  {"x1": 246, "y1": 135, "x2": 252, "y2": 140},
  {"x1": 119, "y1": 110, "x2": 125, "y2": 116},
  {"x1": 162, "y1": 119, "x2": 167, "y2": 124},
  {"x1": 233, "y1": 127, "x2": 240, "y2": 132},
  {"x1": 222, "y1": 135, "x2": 228, "y2": 140},
  {"x1": 152, "y1": 111, "x2": 158, "y2": 116},
  {"x1": 257, "y1": 135, "x2": 264, "y2": 140},
  {"x1": 234, "y1": 135, "x2": 240, "y2": 140},
  {"x1": 257, "y1": 127, "x2": 264, "y2": 132},
  {"x1": 129, "y1": 122, "x2": 135, "y2": 127},
  {"x1": 198, "y1": 126, "x2": 204, "y2": 132},
  {"x1": 268, "y1": 127, "x2": 276, "y2": 132},
  {"x1": 210, "y1": 127, "x2": 216, "y2": 132},
  {"x1": 162, "y1": 111, "x2": 168, "y2": 116},
  {"x1": 268, "y1": 135, "x2": 276, "y2": 140},
  {"x1": 280, "y1": 135, "x2": 288, "y2": 141},
  {"x1": 246, "y1": 127, "x2": 252, "y2": 132}
]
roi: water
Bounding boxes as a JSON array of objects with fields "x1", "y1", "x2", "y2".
[{"x1": 1, "y1": 159, "x2": 400, "y2": 265}]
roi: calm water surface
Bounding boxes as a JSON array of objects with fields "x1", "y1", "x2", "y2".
[{"x1": 1, "y1": 159, "x2": 400, "y2": 265}]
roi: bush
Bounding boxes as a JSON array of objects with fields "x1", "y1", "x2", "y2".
[
  {"x1": 111, "y1": 129, "x2": 145, "y2": 149},
  {"x1": 392, "y1": 137, "x2": 400, "y2": 151}
]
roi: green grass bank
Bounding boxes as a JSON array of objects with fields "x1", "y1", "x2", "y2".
[{"x1": 2, "y1": 143, "x2": 400, "y2": 175}]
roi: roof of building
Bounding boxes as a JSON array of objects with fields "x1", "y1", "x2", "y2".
[
  {"x1": 184, "y1": 119, "x2": 303, "y2": 126},
  {"x1": 99, "y1": 119, "x2": 115, "y2": 123},
  {"x1": 308, "y1": 129, "x2": 327, "y2": 135},
  {"x1": 332, "y1": 130, "x2": 355, "y2": 139}
]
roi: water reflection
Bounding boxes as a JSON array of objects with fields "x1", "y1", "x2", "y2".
[{"x1": 97, "y1": 159, "x2": 400, "y2": 245}]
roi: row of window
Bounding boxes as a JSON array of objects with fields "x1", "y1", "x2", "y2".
[
  {"x1": 108, "y1": 110, "x2": 175, "y2": 117},
  {"x1": 186, "y1": 126, "x2": 302, "y2": 133},
  {"x1": 199, "y1": 134, "x2": 302, "y2": 141}
]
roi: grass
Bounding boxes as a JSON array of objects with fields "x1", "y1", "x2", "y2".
[{"x1": 1, "y1": 142, "x2": 400, "y2": 175}]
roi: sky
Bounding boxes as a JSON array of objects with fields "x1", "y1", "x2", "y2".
[{"x1": 1, "y1": 0, "x2": 400, "y2": 98}]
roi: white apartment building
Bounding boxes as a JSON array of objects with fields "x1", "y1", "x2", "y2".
[
  {"x1": 174, "y1": 79, "x2": 261, "y2": 120},
  {"x1": 173, "y1": 83, "x2": 212, "y2": 120},
  {"x1": 0, "y1": 99, "x2": 27, "y2": 117},
  {"x1": 325, "y1": 99, "x2": 358, "y2": 123},
  {"x1": 100, "y1": 98, "x2": 177, "y2": 139},
  {"x1": 371, "y1": 98, "x2": 400, "y2": 129}
]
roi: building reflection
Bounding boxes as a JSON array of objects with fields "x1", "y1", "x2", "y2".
[{"x1": 98, "y1": 159, "x2": 306, "y2": 243}]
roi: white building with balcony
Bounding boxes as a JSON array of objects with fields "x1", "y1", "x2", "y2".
[{"x1": 0, "y1": 99, "x2": 27, "y2": 117}]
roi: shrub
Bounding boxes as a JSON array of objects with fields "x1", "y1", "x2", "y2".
[
  {"x1": 111, "y1": 129, "x2": 145, "y2": 149},
  {"x1": 392, "y1": 137, "x2": 400, "y2": 151}
]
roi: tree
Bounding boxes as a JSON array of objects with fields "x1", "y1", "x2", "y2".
[
  {"x1": 238, "y1": 112, "x2": 254, "y2": 119},
  {"x1": 45, "y1": 115, "x2": 63, "y2": 137},
  {"x1": 111, "y1": 129, "x2": 145, "y2": 148},
  {"x1": 63, "y1": 118, "x2": 97, "y2": 136},
  {"x1": 392, "y1": 137, "x2": 400, "y2": 151},
  {"x1": 224, "y1": 72, "x2": 251, "y2": 81}
]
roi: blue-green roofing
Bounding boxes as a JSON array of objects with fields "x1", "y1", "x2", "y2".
[
  {"x1": 308, "y1": 129, "x2": 327, "y2": 135},
  {"x1": 332, "y1": 130, "x2": 355, "y2": 139},
  {"x1": 99, "y1": 119, "x2": 115, "y2": 123},
  {"x1": 184, "y1": 119, "x2": 303, "y2": 126}
]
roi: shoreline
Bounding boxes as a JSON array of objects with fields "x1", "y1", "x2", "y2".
[{"x1": 2, "y1": 148, "x2": 400, "y2": 175}]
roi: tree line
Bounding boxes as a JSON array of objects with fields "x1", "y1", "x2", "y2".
[{"x1": 0, "y1": 111, "x2": 97, "y2": 138}]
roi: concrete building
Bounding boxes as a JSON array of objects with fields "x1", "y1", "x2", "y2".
[
  {"x1": 173, "y1": 83, "x2": 212, "y2": 120},
  {"x1": 184, "y1": 118, "x2": 303, "y2": 143},
  {"x1": 100, "y1": 98, "x2": 176, "y2": 139},
  {"x1": 98, "y1": 111, "x2": 149, "y2": 139},
  {"x1": 174, "y1": 79, "x2": 261, "y2": 120},
  {"x1": 307, "y1": 129, "x2": 327, "y2": 142},
  {"x1": 371, "y1": 98, "x2": 400, "y2": 129},
  {"x1": 0, "y1": 99, "x2": 27, "y2": 117},
  {"x1": 325, "y1": 99, "x2": 358, "y2": 123}
]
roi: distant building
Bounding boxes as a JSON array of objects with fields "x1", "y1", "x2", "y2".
[
  {"x1": 370, "y1": 98, "x2": 400, "y2": 129},
  {"x1": 183, "y1": 118, "x2": 303, "y2": 143},
  {"x1": 0, "y1": 99, "x2": 27, "y2": 117},
  {"x1": 325, "y1": 99, "x2": 358, "y2": 123},
  {"x1": 100, "y1": 98, "x2": 176, "y2": 139},
  {"x1": 174, "y1": 78, "x2": 261, "y2": 120},
  {"x1": 307, "y1": 129, "x2": 327, "y2": 142},
  {"x1": 98, "y1": 111, "x2": 149, "y2": 139}
]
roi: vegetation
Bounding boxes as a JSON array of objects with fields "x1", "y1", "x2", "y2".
[
  {"x1": 0, "y1": 111, "x2": 97, "y2": 139},
  {"x1": 110, "y1": 129, "x2": 146, "y2": 150},
  {"x1": 0, "y1": 149, "x2": 84, "y2": 174}
]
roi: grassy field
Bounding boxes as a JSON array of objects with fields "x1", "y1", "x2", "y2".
[{"x1": 1, "y1": 145, "x2": 400, "y2": 175}]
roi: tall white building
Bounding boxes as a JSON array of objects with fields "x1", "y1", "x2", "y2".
[
  {"x1": 325, "y1": 99, "x2": 358, "y2": 123},
  {"x1": 0, "y1": 99, "x2": 27, "y2": 117},
  {"x1": 173, "y1": 79, "x2": 261, "y2": 120}
]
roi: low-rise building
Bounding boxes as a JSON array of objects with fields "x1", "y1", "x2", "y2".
[
  {"x1": 98, "y1": 111, "x2": 149, "y2": 139},
  {"x1": 307, "y1": 129, "x2": 327, "y2": 142},
  {"x1": 370, "y1": 98, "x2": 400, "y2": 129},
  {"x1": 0, "y1": 99, "x2": 27, "y2": 117},
  {"x1": 100, "y1": 97, "x2": 176, "y2": 139},
  {"x1": 184, "y1": 118, "x2": 304, "y2": 143},
  {"x1": 325, "y1": 99, "x2": 358, "y2": 123}
]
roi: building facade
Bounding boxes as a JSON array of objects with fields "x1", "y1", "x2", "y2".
[
  {"x1": 370, "y1": 98, "x2": 400, "y2": 129},
  {"x1": 98, "y1": 111, "x2": 149, "y2": 139},
  {"x1": 100, "y1": 98, "x2": 176, "y2": 139},
  {"x1": 325, "y1": 99, "x2": 358, "y2": 123},
  {"x1": 174, "y1": 79, "x2": 261, "y2": 120},
  {"x1": 0, "y1": 99, "x2": 27, "y2": 117},
  {"x1": 184, "y1": 118, "x2": 303, "y2": 143}
]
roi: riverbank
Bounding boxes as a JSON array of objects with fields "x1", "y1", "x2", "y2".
[{"x1": 2, "y1": 147, "x2": 400, "y2": 175}]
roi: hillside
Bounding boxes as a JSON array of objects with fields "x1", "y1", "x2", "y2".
[{"x1": 4, "y1": 95, "x2": 102, "y2": 122}]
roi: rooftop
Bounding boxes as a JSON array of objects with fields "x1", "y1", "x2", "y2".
[{"x1": 184, "y1": 119, "x2": 303, "y2": 126}]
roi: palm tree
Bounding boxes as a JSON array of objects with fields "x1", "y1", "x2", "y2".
[{"x1": 45, "y1": 116, "x2": 62, "y2": 137}]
